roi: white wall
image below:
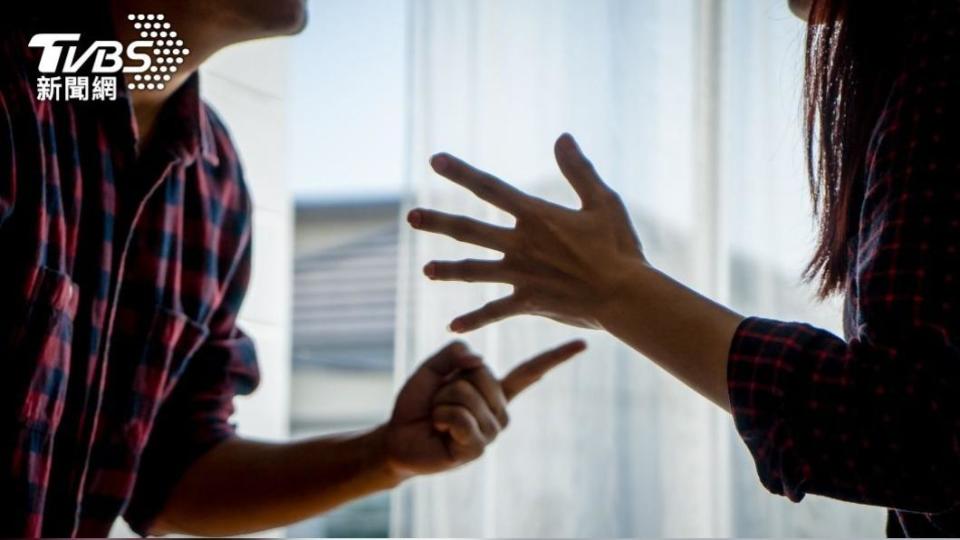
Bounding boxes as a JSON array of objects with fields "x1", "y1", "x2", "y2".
[{"x1": 286, "y1": 0, "x2": 408, "y2": 199}]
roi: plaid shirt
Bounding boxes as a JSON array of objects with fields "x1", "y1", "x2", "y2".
[
  {"x1": 0, "y1": 22, "x2": 259, "y2": 538},
  {"x1": 728, "y1": 4, "x2": 960, "y2": 537}
]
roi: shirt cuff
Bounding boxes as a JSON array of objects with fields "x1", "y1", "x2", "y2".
[{"x1": 727, "y1": 316, "x2": 816, "y2": 502}]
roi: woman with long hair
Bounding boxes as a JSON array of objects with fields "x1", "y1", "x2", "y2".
[{"x1": 408, "y1": 0, "x2": 960, "y2": 535}]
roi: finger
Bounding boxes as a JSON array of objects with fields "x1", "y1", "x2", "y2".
[
  {"x1": 554, "y1": 133, "x2": 611, "y2": 208},
  {"x1": 501, "y1": 340, "x2": 587, "y2": 401},
  {"x1": 408, "y1": 208, "x2": 514, "y2": 252},
  {"x1": 393, "y1": 343, "x2": 484, "y2": 426},
  {"x1": 418, "y1": 341, "x2": 484, "y2": 379},
  {"x1": 461, "y1": 366, "x2": 510, "y2": 428},
  {"x1": 431, "y1": 153, "x2": 535, "y2": 216},
  {"x1": 449, "y1": 295, "x2": 524, "y2": 334},
  {"x1": 432, "y1": 379, "x2": 502, "y2": 440},
  {"x1": 433, "y1": 404, "x2": 487, "y2": 448},
  {"x1": 424, "y1": 259, "x2": 514, "y2": 284}
]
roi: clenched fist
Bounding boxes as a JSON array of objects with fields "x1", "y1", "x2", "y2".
[{"x1": 383, "y1": 340, "x2": 586, "y2": 478}]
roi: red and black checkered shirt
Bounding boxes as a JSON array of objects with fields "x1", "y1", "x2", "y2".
[
  {"x1": 728, "y1": 4, "x2": 960, "y2": 537},
  {"x1": 0, "y1": 20, "x2": 260, "y2": 539}
]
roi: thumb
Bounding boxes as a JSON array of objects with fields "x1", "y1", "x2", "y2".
[
  {"x1": 554, "y1": 134, "x2": 610, "y2": 208},
  {"x1": 501, "y1": 340, "x2": 586, "y2": 401}
]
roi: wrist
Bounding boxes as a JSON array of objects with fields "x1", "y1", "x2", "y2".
[
  {"x1": 593, "y1": 254, "x2": 657, "y2": 333},
  {"x1": 366, "y1": 423, "x2": 413, "y2": 488}
]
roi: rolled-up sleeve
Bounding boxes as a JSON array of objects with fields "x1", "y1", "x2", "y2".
[
  {"x1": 728, "y1": 29, "x2": 960, "y2": 514},
  {"x1": 124, "y1": 234, "x2": 260, "y2": 535},
  {"x1": 729, "y1": 317, "x2": 960, "y2": 512}
]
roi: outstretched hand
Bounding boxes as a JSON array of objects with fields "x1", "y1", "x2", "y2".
[
  {"x1": 384, "y1": 339, "x2": 586, "y2": 477},
  {"x1": 408, "y1": 134, "x2": 647, "y2": 333}
]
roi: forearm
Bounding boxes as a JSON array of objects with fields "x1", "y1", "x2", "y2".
[
  {"x1": 153, "y1": 424, "x2": 403, "y2": 537},
  {"x1": 597, "y1": 258, "x2": 744, "y2": 412}
]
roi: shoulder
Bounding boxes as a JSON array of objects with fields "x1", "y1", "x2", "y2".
[
  {"x1": 201, "y1": 102, "x2": 251, "y2": 207},
  {"x1": 899, "y1": 2, "x2": 960, "y2": 89},
  {"x1": 203, "y1": 102, "x2": 241, "y2": 168},
  {"x1": 868, "y1": 9, "x2": 960, "y2": 179},
  {"x1": 197, "y1": 102, "x2": 254, "y2": 248},
  {"x1": 903, "y1": 1, "x2": 960, "y2": 48}
]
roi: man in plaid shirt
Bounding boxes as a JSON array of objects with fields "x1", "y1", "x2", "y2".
[{"x1": 0, "y1": 1, "x2": 585, "y2": 537}]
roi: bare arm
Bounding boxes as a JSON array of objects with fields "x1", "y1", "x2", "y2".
[
  {"x1": 594, "y1": 261, "x2": 742, "y2": 411},
  {"x1": 152, "y1": 429, "x2": 398, "y2": 536}
]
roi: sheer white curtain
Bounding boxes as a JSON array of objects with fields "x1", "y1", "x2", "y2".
[{"x1": 393, "y1": 0, "x2": 885, "y2": 536}]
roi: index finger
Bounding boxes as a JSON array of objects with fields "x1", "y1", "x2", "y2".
[
  {"x1": 431, "y1": 153, "x2": 535, "y2": 216},
  {"x1": 501, "y1": 340, "x2": 587, "y2": 401}
]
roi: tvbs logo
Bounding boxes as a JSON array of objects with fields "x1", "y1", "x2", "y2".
[{"x1": 28, "y1": 13, "x2": 190, "y2": 101}]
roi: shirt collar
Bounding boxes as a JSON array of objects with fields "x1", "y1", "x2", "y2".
[
  {"x1": 126, "y1": 74, "x2": 220, "y2": 168},
  {"x1": 99, "y1": 5, "x2": 218, "y2": 168}
]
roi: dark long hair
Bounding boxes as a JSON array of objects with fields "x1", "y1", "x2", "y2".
[{"x1": 802, "y1": 0, "x2": 907, "y2": 297}]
